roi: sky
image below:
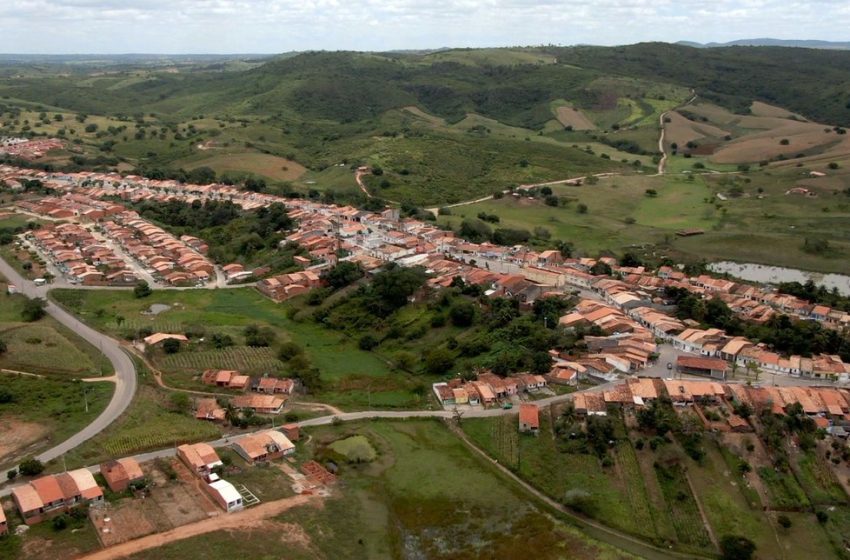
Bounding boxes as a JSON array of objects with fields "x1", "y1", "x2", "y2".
[{"x1": 1, "y1": 0, "x2": 849, "y2": 54}]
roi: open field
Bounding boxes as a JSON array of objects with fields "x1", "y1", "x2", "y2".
[
  {"x1": 126, "y1": 420, "x2": 638, "y2": 560},
  {"x1": 0, "y1": 374, "x2": 113, "y2": 468},
  {"x1": 50, "y1": 288, "x2": 425, "y2": 410},
  {"x1": 438, "y1": 170, "x2": 850, "y2": 273},
  {"x1": 552, "y1": 100, "x2": 596, "y2": 130},
  {"x1": 463, "y1": 411, "x2": 664, "y2": 546},
  {"x1": 174, "y1": 151, "x2": 306, "y2": 182}
]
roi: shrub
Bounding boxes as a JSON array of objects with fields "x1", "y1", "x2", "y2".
[
  {"x1": 52, "y1": 515, "x2": 68, "y2": 531},
  {"x1": 162, "y1": 338, "x2": 181, "y2": 354},
  {"x1": 777, "y1": 514, "x2": 792, "y2": 529},
  {"x1": 720, "y1": 535, "x2": 756, "y2": 560},
  {"x1": 21, "y1": 298, "x2": 47, "y2": 322},
  {"x1": 19, "y1": 457, "x2": 45, "y2": 476},
  {"x1": 358, "y1": 334, "x2": 378, "y2": 351},
  {"x1": 133, "y1": 280, "x2": 152, "y2": 298},
  {"x1": 277, "y1": 341, "x2": 303, "y2": 361},
  {"x1": 449, "y1": 301, "x2": 475, "y2": 327}
]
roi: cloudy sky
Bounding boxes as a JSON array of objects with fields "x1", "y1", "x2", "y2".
[{"x1": 1, "y1": 0, "x2": 849, "y2": 53}]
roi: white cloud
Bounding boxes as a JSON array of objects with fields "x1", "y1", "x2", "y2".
[{"x1": 0, "y1": 0, "x2": 848, "y2": 53}]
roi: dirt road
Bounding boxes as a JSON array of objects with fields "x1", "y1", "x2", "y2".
[{"x1": 79, "y1": 494, "x2": 319, "y2": 560}]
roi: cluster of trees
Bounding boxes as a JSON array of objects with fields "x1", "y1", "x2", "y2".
[
  {"x1": 458, "y1": 217, "x2": 552, "y2": 247},
  {"x1": 133, "y1": 199, "x2": 297, "y2": 268},
  {"x1": 778, "y1": 280, "x2": 850, "y2": 312}
]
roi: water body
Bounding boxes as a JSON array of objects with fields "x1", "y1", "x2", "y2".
[
  {"x1": 144, "y1": 303, "x2": 171, "y2": 315},
  {"x1": 709, "y1": 261, "x2": 850, "y2": 296}
]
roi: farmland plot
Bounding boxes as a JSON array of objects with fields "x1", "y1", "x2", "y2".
[
  {"x1": 654, "y1": 462, "x2": 713, "y2": 550},
  {"x1": 160, "y1": 346, "x2": 284, "y2": 374}
]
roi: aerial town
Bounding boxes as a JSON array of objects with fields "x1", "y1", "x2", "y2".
[{"x1": 2, "y1": 21, "x2": 850, "y2": 560}]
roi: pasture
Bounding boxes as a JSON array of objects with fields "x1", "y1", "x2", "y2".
[{"x1": 176, "y1": 151, "x2": 306, "y2": 182}]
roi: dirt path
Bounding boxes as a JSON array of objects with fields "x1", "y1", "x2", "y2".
[
  {"x1": 449, "y1": 422, "x2": 709, "y2": 560},
  {"x1": 78, "y1": 494, "x2": 320, "y2": 560},
  {"x1": 354, "y1": 168, "x2": 373, "y2": 198},
  {"x1": 657, "y1": 91, "x2": 698, "y2": 175}
]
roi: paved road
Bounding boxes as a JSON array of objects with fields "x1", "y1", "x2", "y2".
[{"x1": 0, "y1": 255, "x2": 137, "y2": 465}]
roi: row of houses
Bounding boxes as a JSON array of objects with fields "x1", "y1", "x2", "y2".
[
  {"x1": 100, "y1": 211, "x2": 214, "y2": 286},
  {"x1": 10, "y1": 469, "x2": 104, "y2": 526},
  {"x1": 26, "y1": 222, "x2": 137, "y2": 285},
  {"x1": 432, "y1": 372, "x2": 549, "y2": 407},
  {"x1": 573, "y1": 377, "x2": 850, "y2": 430}
]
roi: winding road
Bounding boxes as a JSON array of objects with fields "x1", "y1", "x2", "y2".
[{"x1": 0, "y1": 255, "x2": 137, "y2": 464}]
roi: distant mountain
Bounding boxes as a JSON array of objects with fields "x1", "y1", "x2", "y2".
[{"x1": 678, "y1": 38, "x2": 850, "y2": 50}]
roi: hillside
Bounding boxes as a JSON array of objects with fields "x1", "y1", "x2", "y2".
[{"x1": 1, "y1": 43, "x2": 850, "y2": 207}]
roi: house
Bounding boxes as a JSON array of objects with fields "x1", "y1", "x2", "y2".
[
  {"x1": 676, "y1": 355, "x2": 729, "y2": 380},
  {"x1": 204, "y1": 479, "x2": 244, "y2": 513},
  {"x1": 177, "y1": 442, "x2": 223, "y2": 477},
  {"x1": 201, "y1": 369, "x2": 250, "y2": 390},
  {"x1": 519, "y1": 404, "x2": 540, "y2": 434},
  {"x1": 253, "y1": 376, "x2": 295, "y2": 395},
  {"x1": 231, "y1": 394, "x2": 286, "y2": 414},
  {"x1": 0, "y1": 505, "x2": 6, "y2": 535},
  {"x1": 143, "y1": 332, "x2": 188, "y2": 346},
  {"x1": 11, "y1": 470, "x2": 103, "y2": 525},
  {"x1": 231, "y1": 430, "x2": 295, "y2": 463},
  {"x1": 195, "y1": 398, "x2": 226, "y2": 422},
  {"x1": 100, "y1": 458, "x2": 145, "y2": 493}
]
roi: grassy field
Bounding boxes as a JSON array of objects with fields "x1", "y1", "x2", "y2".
[
  {"x1": 439, "y1": 170, "x2": 850, "y2": 273},
  {"x1": 0, "y1": 286, "x2": 112, "y2": 377},
  {"x1": 462, "y1": 411, "x2": 662, "y2": 545},
  {"x1": 174, "y1": 150, "x2": 306, "y2": 182},
  {"x1": 0, "y1": 374, "x2": 113, "y2": 468},
  {"x1": 126, "y1": 420, "x2": 638, "y2": 560},
  {"x1": 50, "y1": 287, "x2": 427, "y2": 410}
]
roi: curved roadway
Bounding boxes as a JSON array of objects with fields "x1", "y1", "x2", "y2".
[{"x1": 0, "y1": 256, "x2": 137, "y2": 464}]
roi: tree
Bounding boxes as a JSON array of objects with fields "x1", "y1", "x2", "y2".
[
  {"x1": 162, "y1": 338, "x2": 181, "y2": 354},
  {"x1": 424, "y1": 347, "x2": 454, "y2": 374},
  {"x1": 324, "y1": 261, "x2": 364, "y2": 289},
  {"x1": 6, "y1": 469, "x2": 17, "y2": 480},
  {"x1": 358, "y1": 334, "x2": 378, "y2": 350},
  {"x1": 577, "y1": 203, "x2": 588, "y2": 214},
  {"x1": 459, "y1": 219, "x2": 492, "y2": 243},
  {"x1": 19, "y1": 457, "x2": 45, "y2": 476},
  {"x1": 720, "y1": 535, "x2": 756, "y2": 560},
  {"x1": 777, "y1": 514, "x2": 792, "y2": 530},
  {"x1": 368, "y1": 264, "x2": 427, "y2": 315},
  {"x1": 619, "y1": 252, "x2": 643, "y2": 267},
  {"x1": 243, "y1": 324, "x2": 276, "y2": 347},
  {"x1": 0, "y1": 339, "x2": 6, "y2": 355},
  {"x1": 277, "y1": 341, "x2": 303, "y2": 361},
  {"x1": 21, "y1": 298, "x2": 47, "y2": 322},
  {"x1": 133, "y1": 280, "x2": 152, "y2": 298},
  {"x1": 590, "y1": 261, "x2": 612, "y2": 276},
  {"x1": 449, "y1": 300, "x2": 476, "y2": 327}
]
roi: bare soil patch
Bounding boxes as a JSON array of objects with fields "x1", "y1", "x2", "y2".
[
  {"x1": 555, "y1": 106, "x2": 596, "y2": 130},
  {"x1": 79, "y1": 494, "x2": 321, "y2": 560},
  {"x1": 91, "y1": 502, "x2": 158, "y2": 548},
  {"x1": 0, "y1": 418, "x2": 48, "y2": 463},
  {"x1": 750, "y1": 101, "x2": 806, "y2": 120},
  {"x1": 666, "y1": 111, "x2": 729, "y2": 148},
  {"x1": 184, "y1": 152, "x2": 306, "y2": 182}
]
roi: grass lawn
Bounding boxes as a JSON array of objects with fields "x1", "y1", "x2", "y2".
[
  {"x1": 758, "y1": 466, "x2": 811, "y2": 510},
  {"x1": 173, "y1": 150, "x2": 306, "y2": 182},
  {"x1": 50, "y1": 287, "x2": 423, "y2": 410},
  {"x1": 126, "y1": 420, "x2": 639, "y2": 560}
]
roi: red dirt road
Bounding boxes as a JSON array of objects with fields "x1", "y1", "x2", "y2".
[{"x1": 78, "y1": 493, "x2": 320, "y2": 560}]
